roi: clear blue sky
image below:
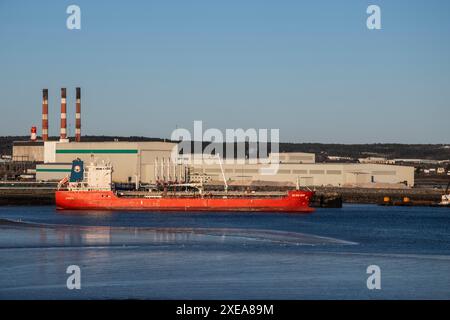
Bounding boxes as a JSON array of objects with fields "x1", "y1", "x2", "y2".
[{"x1": 0, "y1": 0, "x2": 449, "y2": 143}]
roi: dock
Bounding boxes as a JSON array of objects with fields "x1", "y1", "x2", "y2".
[{"x1": 0, "y1": 182, "x2": 447, "y2": 208}]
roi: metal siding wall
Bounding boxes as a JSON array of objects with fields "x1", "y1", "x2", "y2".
[
  {"x1": 190, "y1": 163, "x2": 416, "y2": 187},
  {"x1": 12, "y1": 145, "x2": 45, "y2": 162},
  {"x1": 36, "y1": 171, "x2": 69, "y2": 181},
  {"x1": 53, "y1": 142, "x2": 177, "y2": 183},
  {"x1": 54, "y1": 142, "x2": 139, "y2": 183},
  {"x1": 55, "y1": 153, "x2": 138, "y2": 183},
  {"x1": 35, "y1": 164, "x2": 72, "y2": 181}
]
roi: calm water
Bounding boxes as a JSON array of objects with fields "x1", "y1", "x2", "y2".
[{"x1": 0, "y1": 205, "x2": 449, "y2": 299}]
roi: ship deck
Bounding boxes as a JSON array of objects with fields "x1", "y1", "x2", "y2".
[{"x1": 116, "y1": 190, "x2": 289, "y2": 199}]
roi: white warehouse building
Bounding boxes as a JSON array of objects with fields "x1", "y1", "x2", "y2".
[
  {"x1": 191, "y1": 162, "x2": 414, "y2": 187},
  {"x1": 33, "y1": 141, "x2": 414, "y2": 187},
  {"x1": 36, "y1": 141, "x2": 179, "y2": 184}
]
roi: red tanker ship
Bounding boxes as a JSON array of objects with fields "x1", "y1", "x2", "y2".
[{"x1": 55, "y1": 160, "x2": 314, "y2": 213}]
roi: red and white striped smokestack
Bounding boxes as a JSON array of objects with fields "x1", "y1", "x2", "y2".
[
  {"x1": 42, "y1": 89, "x2": 48, "y2": 141},
  {"x1": 75, "y1": 87, "x2": 81, "y2": 142},
  {"x1": 30, "y1": 126, "x2": 37, "y2": 141},
  {"x1": 60, "y1": 88, "x2": 67, "y2": 141}
]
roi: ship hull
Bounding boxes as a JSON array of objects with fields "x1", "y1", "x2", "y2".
[{"x1": 55, "y1": 190, "x2": 314, "y2": 213}]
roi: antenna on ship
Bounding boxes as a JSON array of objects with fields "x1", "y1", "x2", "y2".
[{"x1": 216, "y1": 153, "x2": 228, "y2": 193}]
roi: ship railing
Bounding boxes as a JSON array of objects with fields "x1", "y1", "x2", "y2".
[
  {"x1": 67, "y1": 186, "x2": 112, "y2": 192},
  {"x1": 62, "y1": 181, "x2": 112, "y2": 192},
  {"x1": 116, "y1": 190, "x2": 287, "y2": 198},
  {"x1": 67, "y1": 187, "x2": 111, "y2": 192}
]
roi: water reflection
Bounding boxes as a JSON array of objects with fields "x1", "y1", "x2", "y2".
[
  {"x1": 0, "y1": 219, "x2": 356, "y2": 248},
  {"x1": 82, "y1": 229, "x2": 111, "y2": 244}
]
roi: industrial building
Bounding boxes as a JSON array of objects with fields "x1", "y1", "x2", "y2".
[
  {"x1": 33, "y1": 142, "x2": 414, "y2": 187},
  {"x1": 16, "y1": 87, "x2": 415, "y2": 187},
  {"x1": 36, "y1": 141, "x2": 178, "y2": 183},
  {"x1": 190, "y1": 161, "x2": 414, "y2": 187},
  {"x1": 12, "y1": 141, "x2": 44, "y2": 162}
]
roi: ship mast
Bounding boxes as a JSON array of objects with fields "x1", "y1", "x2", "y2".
[{"x1": 216, "y1": 153, "x2": 228, "y2": 193}]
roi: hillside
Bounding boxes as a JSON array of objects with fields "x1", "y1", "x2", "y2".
[{"x1": 1, "y1": 136, "x2": 449, "y2": 161}]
